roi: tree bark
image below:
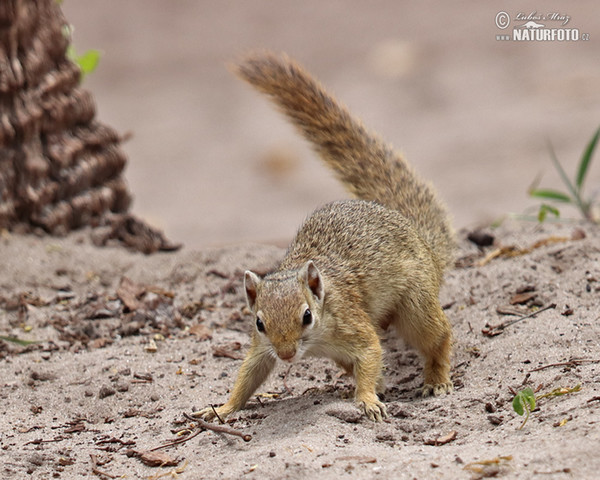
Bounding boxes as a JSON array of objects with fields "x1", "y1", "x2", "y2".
[
  {"x1": 0, "y1": 0, "x2": 130, "y2": 234},
  {"x1": 0, "y1": 0, "x2": 179, "y2": 253}
]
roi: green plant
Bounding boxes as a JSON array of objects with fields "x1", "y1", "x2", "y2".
[
  {"x1": 512, "y1": 387, "x2": 536, "y2": 429},
  {"x1": 67, "y1": 46, "x2": 101, "y2": 80},
  {"x1": 512, "y1": 384, "x2": 581, "y2": 429},
  {"x1": 529, "y1": 126, "x2": 600, "y2": 223},
  {"x1": 61, "y1": 24, "x2": 101, "y2": 82}
]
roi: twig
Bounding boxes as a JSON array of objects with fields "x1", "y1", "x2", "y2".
[
  {"x1": 90, "y1": 454, "x2": 118, "y2": 479},
  {"x1": 91, "y1": 466, "x2": 117, "y2": 479},
  {"x1": 211, "y1": 404, "x2": 224, "y2": 424},
  {"x1": 23, "y1": 436, "x2": 65, "y2": 446},
  {"x1": 482, "y1": 303, "x2": 556, "y2": 337},
  {"x1": 282, "y1": 364, "x2": 294, "y2": 396},
  {"x1": 183, "y1": 413, "x2": 252, "y2": 442},
  {"x1": 529, "y1": 358, "x2": 597, "y2": 372},
  {"x1": 95, "y1": 436, "x2": 135, "y2": 446},
  {"x1": 147, "y1": 429, "x2": 202, "y2": 452}
]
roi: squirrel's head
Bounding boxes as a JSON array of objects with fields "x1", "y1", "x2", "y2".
[{"x1": 244, "y1": 260, "x2": 325, "y2": 362}]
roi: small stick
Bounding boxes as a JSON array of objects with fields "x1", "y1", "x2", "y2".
[
  {"x1": 23, "y1": 436, "x2": 65, "y2": 446},
  {"x1": 96, "y1": 436, "x2": 135, "y2": 446},
  {"x1": 529, "y1": 358, "x2": 597, "y2": 372},
  {"x1": 282, "y1": 364, "x2": 294, "y2": 396},
  {"x1": 91, "y1": 467, "x2": 116, "y2": 480},
  {"x1": 211, "y1": 404, "x2": 224, "y2": 424},
  {"x1": 90, "y1": 454, "x2": 118, "y2": 479},
  {"x1": 483, "y1": 303, "x2": 556, "y2": 336},
  {"x1": 147, "y1": 429, "x2": 202, "y2": 452},
  {"x1": 183, "y1": 413, "x2": 252, "y2": 442}
]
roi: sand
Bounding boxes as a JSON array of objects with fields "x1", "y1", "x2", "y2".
[{"x1": 1, "y1": 220, "x2": 599, "y2": 479}]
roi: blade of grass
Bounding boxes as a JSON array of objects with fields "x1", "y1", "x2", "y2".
[
  {"x1": 0, "y1": 335, "x2": 39, "y2": 346},
  {"x1": 547, "y1": 141, "x2": 587, "y2": 216},
  {"x1": 529, "y1": 189, "x2": 571, "y2": 203},
  {"x1": 576, "y1": 126, "x2": 600, "y2": 192}
]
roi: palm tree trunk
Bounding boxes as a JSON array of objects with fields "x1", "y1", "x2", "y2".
[
  {"x1": 0, "y1": 0, "x2": 130, "y2": 234},
  {"x1": 0, "y1": 0, "x2": 179, "y2": 253}
]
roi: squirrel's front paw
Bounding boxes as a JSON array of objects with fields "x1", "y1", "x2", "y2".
[
  {"x1": 191, "y1": 405, "x2": 229, "y2": 423},
  {"x1": 357, "y1": 397, "x2": 388, "y2": 422},
  {"x1": 421, "y1": 381, "x2": 453, "y2": 397}
]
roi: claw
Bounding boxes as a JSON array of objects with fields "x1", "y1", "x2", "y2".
[
  {"x1": 421, "y1": 382, "x2": 453, "y2": 397},
  {"x1": 191, "y1": 406, "x2": 227, "y2": 423},
  {"x1": 191, "y1": 408, "x2": 214, "y2": 421},
  {"x1": 358, "y1": 398, "x2": 388, "y2": 422}
]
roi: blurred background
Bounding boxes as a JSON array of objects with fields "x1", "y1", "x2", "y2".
[{"x1": 62, "y1": 1, "x2": 600, "y2": 248}]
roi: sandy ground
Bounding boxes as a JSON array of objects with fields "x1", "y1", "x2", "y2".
[
  {"x1": 60, "y1": 1, "x2": 600, "y2": 247},
  {"x1": 1, "y1": 221, "x2": 599, "y2": 479}
]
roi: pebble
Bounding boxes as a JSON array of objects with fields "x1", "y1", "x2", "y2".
[{"x1": 98, "y1": 385, "x2": 116, "y2": 399}]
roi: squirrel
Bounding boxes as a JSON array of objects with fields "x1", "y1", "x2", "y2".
[{"x1": 195, "y1": 51, "x2": 455, "y2": 422}]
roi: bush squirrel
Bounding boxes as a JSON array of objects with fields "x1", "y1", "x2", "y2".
[{"x1": 196, "y1": 51, "x2": 455, "y2": 422}]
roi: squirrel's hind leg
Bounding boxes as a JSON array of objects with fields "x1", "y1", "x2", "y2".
[
  {"x1": 393, "y1": 301, "x2": 453, "y2": 397},
  {"x1": 420, "y1": 321, "x2": 453, "y2": 397}
]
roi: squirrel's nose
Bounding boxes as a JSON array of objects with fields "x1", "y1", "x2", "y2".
[{"x1": 277, "y1": 349, "x2": 296, "y2": 361}]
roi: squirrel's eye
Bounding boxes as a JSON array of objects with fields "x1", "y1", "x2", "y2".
[
  {"x1": 302, "y1": 308, "x2": 312, "y2": 326},
  {"x1": 256, "y1": 316, "x2": 265, "y2": 333}
]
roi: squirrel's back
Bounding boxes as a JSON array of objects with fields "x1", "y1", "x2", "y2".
[{"x1": 235, "y1": 51, "x2": 455, "y2": 271}]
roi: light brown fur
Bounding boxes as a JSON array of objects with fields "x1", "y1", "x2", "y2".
[{"x1": 195, "y1": 51, "x2": 455, "y2": 422}]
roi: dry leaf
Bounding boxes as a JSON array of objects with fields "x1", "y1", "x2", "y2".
[
  {"x1": 424, "y1": 430, "x2": 457, "y2": 446},
  {"x1": 212, "y1": 342, "x2": 243, "y2": 360},
  {"x1": 510, "y1": 291, "x2": 537, "y2": 305},
  {"x1": 496, "y1": 305, "x2": 526, "y2": 316},
  {"x1": 138, "y1": 450, "x2": 179, "y2": 467},
  {"x1": 117, "y1": 276, "x2": 145, "y2": 311},
  {"x1": 189, "y1": 323, "x2": 212, "y2": 341}
]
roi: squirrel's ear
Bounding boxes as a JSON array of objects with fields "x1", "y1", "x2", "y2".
[
  {"x1": 302, "y1": 260, "x2": 324, "y2": 302},
  {"x1": 244, "y1": 270, "x2": 261, "y2": 310}
]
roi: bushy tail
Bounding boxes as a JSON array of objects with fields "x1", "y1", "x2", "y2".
[{"x1": 235, "y1": 51, "x2": 454, "y2": 270}]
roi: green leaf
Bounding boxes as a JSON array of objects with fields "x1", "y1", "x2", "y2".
[
  {"x1": 529, "y1": 189, "x2": 572, "y2": 203},
  {"x1": 512, "y1": 393, "x2": 524, "y2": 416},
  {"x1": 76, "y1": 49, "x2": 101, "y2": 76},
  {"x1": 576, "y1": 126, "x2": 600, "y2": 192},
  {"x1": 0, "y1": 335, "x2": 39, "y2": 346},
  {"x1": 512, "y1": 387, "x2": 536, "y2": 416},
  {"x1": 537, "y1": 204, "x2": 560, "y2": 223},
  {"x1": 522, "y1": 387, "x2": 536, "y2": 410}
]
